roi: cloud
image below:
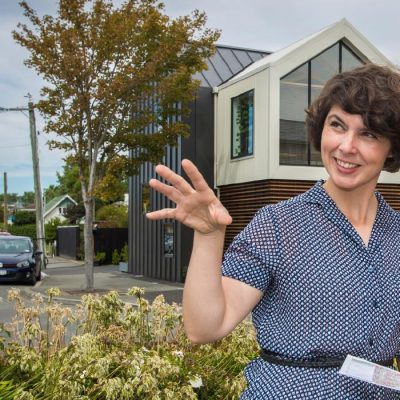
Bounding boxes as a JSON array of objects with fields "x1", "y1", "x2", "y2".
[{"x1": 164, "y1": 0, "x2": 400, "y2": 65}]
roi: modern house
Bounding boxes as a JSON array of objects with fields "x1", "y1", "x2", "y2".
[
  {"x1": 44, "y1": 194, "x2": 77, "y2": 224},
  {"x1": 129, "y1": 19, "x2": 400, "y2": 282}
]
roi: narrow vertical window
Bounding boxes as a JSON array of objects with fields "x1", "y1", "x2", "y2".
[
  {"x1": 164, "y1": 223, "x2": 174, "y2": 257},
  {"x1": 142, "y1": 184, "x2": 150, "y2": 214},
  {"x1": 280, "y1": 64, "x2": 308, "y2": 165},
  {"x1": 231, "y1": 90, "x2": 254, "y2": 158}
]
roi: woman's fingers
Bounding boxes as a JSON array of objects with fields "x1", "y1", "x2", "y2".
[
  {"x1": 146, "y1": 208, "x2": 176, "y2": 221},
  {"x1": 181, "y1": 159, "x2": 210, "y2": 192},
  {"x1": 155, "y1": 164, "x2": 194, "y2": 195},
  {"x1": 147, "y1": 160, "x2": 226, "y2": 231},
  {"x1": 149, "y1": 178, "x2": 181, "y2": 203},
  {"x1": 153, "y1": 160, "x2": 211, "y2": 197}
]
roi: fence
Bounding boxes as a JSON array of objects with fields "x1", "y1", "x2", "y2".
[
  {"x1": 57, "y1": 226, "x2": 80, "y2": 259},
  {"x1": 93, "y1": 227, "x2": 128, "y2": 264},
  {"x1": 56, "y1": 225, "x2": 128, "y2": 263}
]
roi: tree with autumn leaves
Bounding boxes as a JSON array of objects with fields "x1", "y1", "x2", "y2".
[{"x1": 13, "y1": 0, "x2": 219, "y2": 289}]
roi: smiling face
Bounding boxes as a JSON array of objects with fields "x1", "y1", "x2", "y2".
[{"x1": 321, "y1": 105, "x2": 392, "y2": 195}]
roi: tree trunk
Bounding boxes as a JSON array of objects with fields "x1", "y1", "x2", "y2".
[{"x1": 83, "y1": 196, "x2": 95, "y2": 290}]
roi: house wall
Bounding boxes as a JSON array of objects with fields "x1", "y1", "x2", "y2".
[
  {"x1": 180, "y1": 86, "x2": 214, "y2": 278},
  {"x1": 220, "y1": 179, "x2": 400, "y2": 250},
  {"x1": 215, "y1": 68, "x2": 270, "y2": 186},
  {"x1": 129, "y1": 148, "x2": 180, "y2": 281},
  {"x1": 44, "y1": 208, "x2": 67, "y2": 224},
  {"x1": 128, "y1": 87, "x2": 214, "y2": 282}
]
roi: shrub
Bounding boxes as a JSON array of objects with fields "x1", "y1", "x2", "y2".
[
  {"x1": 111, "y1": 249, "x2": 120, "y2": 265},
  {"x1": 94, "y1": 251, "x2": 106, "y2": 265},
  {"x1": 45, "y1": 217, "x2": 69, "y2": 243},
  {"x1": 120, "y1": 243, "x2": 128, "y2": 263},
  {"x1": 13, "y1": 210, "x2": 36, "y2": 225},
  {"x1": 8, "y1": 224, "x2": 36, "y2": 240},
  {"x1": 0, "y1": 288, "x2": 259, "y2": 399},
  {"x1": 96, "y1": 204, "x2": 128, "y2": 228}
]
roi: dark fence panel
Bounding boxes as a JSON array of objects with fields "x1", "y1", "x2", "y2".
[
  {"x1": 57, "y1": 226, "x2": 80, "y2": 259},
  {"x1": 94, "y1": 228, "x2": 128, "y2": 264}
]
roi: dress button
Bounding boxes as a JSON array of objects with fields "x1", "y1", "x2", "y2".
[
  {"x1": 368, "y1": 338, "x2": 374, "y2": 347},
  {"x1": 368, "y1": 265, "x2": 374, "y2": 272},
  {"x1": 372, "y1": 300, "x2": 378, "y2": 308}
]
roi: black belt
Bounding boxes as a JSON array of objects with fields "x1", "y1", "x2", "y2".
[{"x1": 261, "y1": 349, "x2": 394, "y2": 369}]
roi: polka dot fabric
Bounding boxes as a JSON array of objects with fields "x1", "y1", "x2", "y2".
[{"x1": 222, "y1": 181, "x2": 400, "y2": 399}]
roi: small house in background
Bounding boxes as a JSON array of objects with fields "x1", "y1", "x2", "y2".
[
  {"x1": 129, "y1": 19, "x2": 400, "y2": 282},
  {"x1": 44, "y1": 195, "x2": 77, "y2": 224}
]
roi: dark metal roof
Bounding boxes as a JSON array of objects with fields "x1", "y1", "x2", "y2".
[{"x1": 193, "y1": 44, "x2": 271, "y2": 88}]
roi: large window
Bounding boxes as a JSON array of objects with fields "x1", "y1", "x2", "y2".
[
  {"x1": 280, "y1": 41, "x2": 363, "y2": 166},
  {"x1": 231, "y1": 90, "x2": 254, "y2": 159}
]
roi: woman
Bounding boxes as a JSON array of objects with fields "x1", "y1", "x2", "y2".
[{"x1": 147, "y1": 63, "x2": 400, "y2": 399}]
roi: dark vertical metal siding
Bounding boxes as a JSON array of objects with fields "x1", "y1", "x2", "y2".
[
  {"x1": 129, "y1": 125, "x2": 181, "y2": 281},
  {"x1": 129, "y1": 88, "x2": 214, "y2": 283},
  {"x1": 128, "y1": 45, "x2": 270, "y2": 282},
  {"x1": 179, "y1": 87, "x2": 214, "y2": 275}
]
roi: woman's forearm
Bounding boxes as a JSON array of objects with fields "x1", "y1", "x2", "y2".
[{"x1": 182, "y1": 228, "x2": 227, "y2": 343}]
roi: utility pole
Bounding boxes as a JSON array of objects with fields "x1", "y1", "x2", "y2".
[
  {"x1": 0, "y1": 101, "x2": 46, "y2": 267},
  {"x1": 28, "y1": 100, "x2": 46, "y2": 267},
  {"x1": 3, "y1": 172, "x2": 7, "y2": 230}
]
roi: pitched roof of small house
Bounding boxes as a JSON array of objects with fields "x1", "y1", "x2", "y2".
[
  {"x1": 193, "y1": 44, "x2": 271, "y2": 88},
  {"x1": 219, "y1": 19, "x2": 394, "y2": 89},
  {"x1": 44, "y1": 194, "x2": 77, "y2": 218}
]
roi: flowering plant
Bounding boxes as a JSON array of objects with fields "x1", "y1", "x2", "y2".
[{"x1": 0, "y1": 287, "x2": 259, "y2": 399}]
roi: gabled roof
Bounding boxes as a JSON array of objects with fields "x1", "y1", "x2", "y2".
[
  {"x1": 44, "y1": 194, "x2": 77, "y2": 217},
  {"x1": 194, "y1": 44, "x2": 271, "y2": 88},
  {"x1": 218, "y1": 19, "x2": 395, "y2": 89}
]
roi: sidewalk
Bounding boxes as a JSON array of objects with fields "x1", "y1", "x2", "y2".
[{"x1": 23, "y1": 256, "x2": 184, "y2": 305}]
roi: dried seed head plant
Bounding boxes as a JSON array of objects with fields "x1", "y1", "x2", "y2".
[{"x1": 0, "y1": 287, "x2": 258, "y2": 399}]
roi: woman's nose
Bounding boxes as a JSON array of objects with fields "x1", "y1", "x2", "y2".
[{"x1": 338, "y1": 132, "x2": 357, "y2": 153}]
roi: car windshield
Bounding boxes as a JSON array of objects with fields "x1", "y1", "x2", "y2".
[{"x1": 0, "y1": 239, "x2": 31, "y2": 254}]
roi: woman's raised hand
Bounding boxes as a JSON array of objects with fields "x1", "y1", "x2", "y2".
[{"x1": 146, "y1": 159, "x2": 232, "y2": 234}]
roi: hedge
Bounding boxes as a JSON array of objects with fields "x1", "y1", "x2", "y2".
[{"x1": 7, "y1": 224, "x2": 37, "y2": 241}]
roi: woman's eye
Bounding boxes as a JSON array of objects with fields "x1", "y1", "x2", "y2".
[
  {"x1": 330, "y1": 121, "x2": 342, "y2": 129},
  {"x1": 362, "y1": 131, "x2": 378, "y2": 139}
]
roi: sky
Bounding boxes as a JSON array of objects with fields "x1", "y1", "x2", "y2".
[{"x1": 1, "y1": 0, "x2": 400, "y2": 196}]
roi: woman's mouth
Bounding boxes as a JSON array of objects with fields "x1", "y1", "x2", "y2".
[{"x1": 335, "y1": 158, "x2": 360, "y2": 169}]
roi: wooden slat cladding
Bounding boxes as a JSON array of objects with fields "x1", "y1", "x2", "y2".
[{"x1": 219, "y1": 179, "x2": 400, "y2": 250}]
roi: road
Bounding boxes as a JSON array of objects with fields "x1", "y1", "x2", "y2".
[{"x1": 0, "y1": 257, "x2": 184, "y2": 324}]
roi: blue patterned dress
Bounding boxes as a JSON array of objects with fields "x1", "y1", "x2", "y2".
[{"x1": 222, "y1": 181, "x2": 400, "y2": 399}]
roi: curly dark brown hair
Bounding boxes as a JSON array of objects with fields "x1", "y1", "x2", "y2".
[{"x1": 306, "y1": 63, "x2": 400, "y2": 172}]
